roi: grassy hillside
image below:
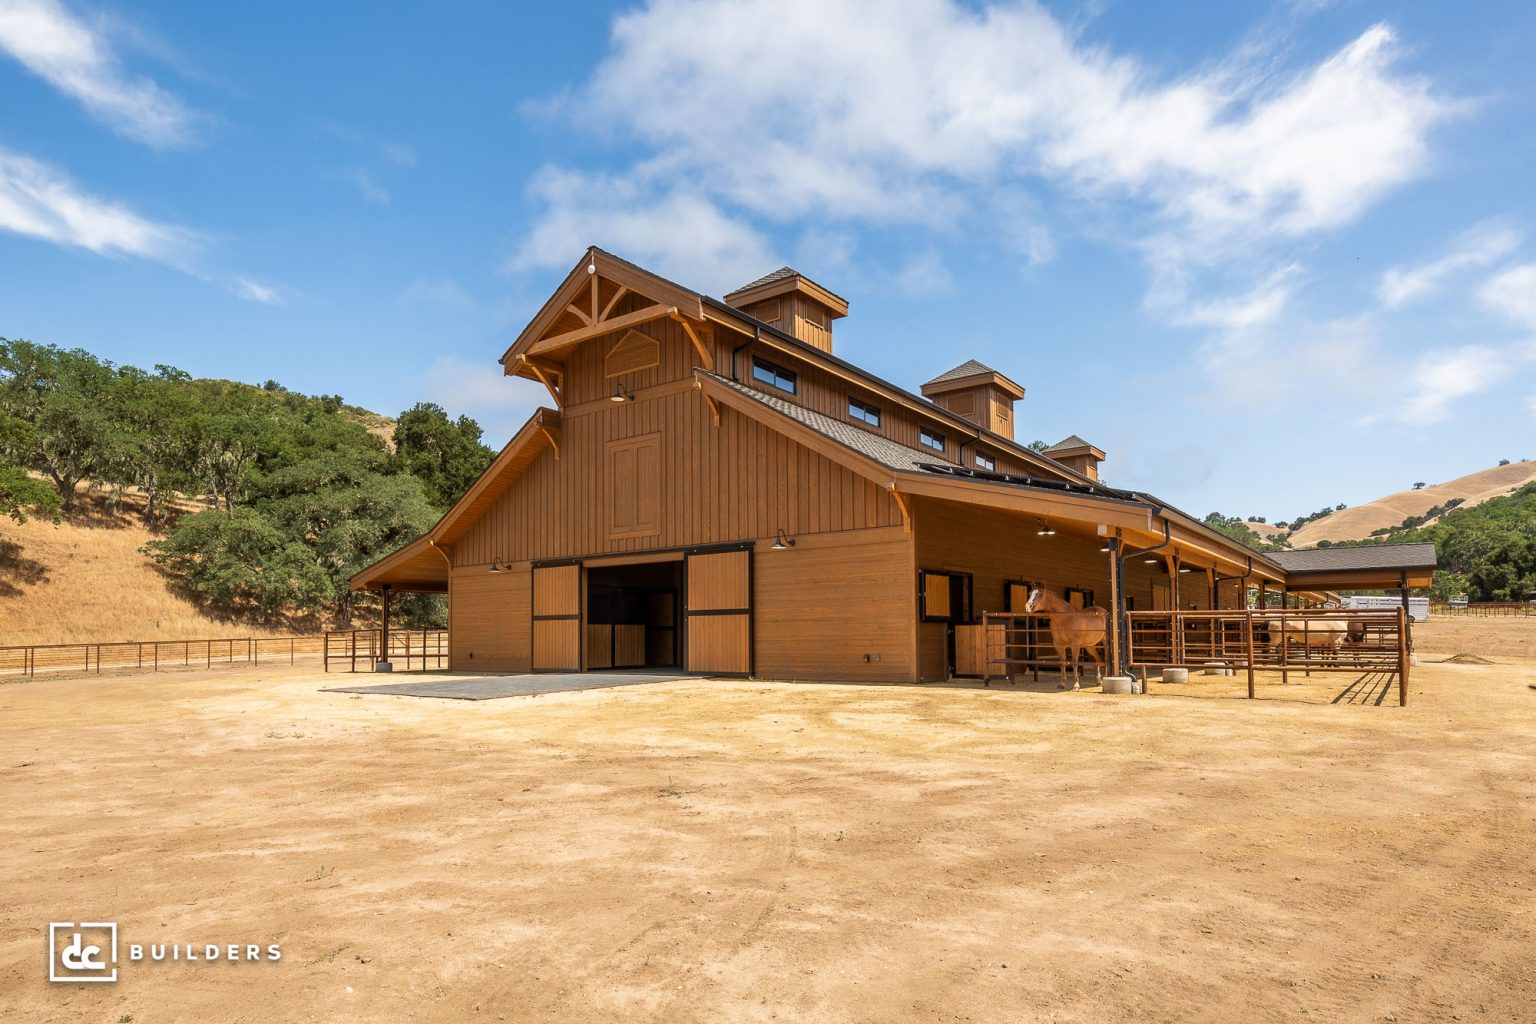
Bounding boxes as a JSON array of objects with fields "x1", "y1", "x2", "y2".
[
  {"x1": 1288, "y1": 462, "x2": 1536, "y2": 547},
  {"x1": 0, "y1": 490, "x2": 321, "y2": 646}
]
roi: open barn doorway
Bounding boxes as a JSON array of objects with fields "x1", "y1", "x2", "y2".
[{"x1": 584, "y1": 559, "x2": 682, "y2": 670}]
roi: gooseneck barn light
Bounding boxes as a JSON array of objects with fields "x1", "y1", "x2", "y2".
[
  {"x1": 771, "y1": 529, "x2": 796, "y2": 550},
  {"x1": 488, "y1": 556, "x2": 508, "y2": 575},
  {"x1": 610, "y1": 384, "x2": 634, "y2": 403}
]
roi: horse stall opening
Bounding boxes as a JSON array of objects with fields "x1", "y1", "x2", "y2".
[{"x1": 583, "y1": 558, "x2": 683, "y2": 671}]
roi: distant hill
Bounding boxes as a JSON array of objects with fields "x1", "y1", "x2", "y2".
[
  {"x1": 1288, "y1": 462, "x2": 1536, "y2": 546},
  {"x1": 0, "y1": 490, "x2": 321, "y2": 645}
]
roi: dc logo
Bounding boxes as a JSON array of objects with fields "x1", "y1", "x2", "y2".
[{"x1": 48, "y1": 922, "x2": 118, "y2": 983}]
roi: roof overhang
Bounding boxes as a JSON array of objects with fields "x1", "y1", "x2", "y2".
[
  {"x1": 920, "y1": 370, "x2": 1026, "y2": 401},
  {"x1": 724, "y1": 274, "x2": 849, "y2": 318},
  {"x1": 350, "y1": 407, "x2": 560, "y2": 592},
  {"x1": 1283, "y1": 569, "x2": 1436, "y2": 591},
  {"x1": 500, "y1": 247, "x2": 706, "y2": 372}
]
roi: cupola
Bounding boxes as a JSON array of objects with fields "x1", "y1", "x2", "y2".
[
  {"x1": 1043, "y1": 435, "x2": 1107, "y2": 481},
  {"x1": 724, "y1": 267, "x2": 848, "y2": 353},
  {"x1": 919, "y1": 359, "x2": 1025, "y2": 441}
]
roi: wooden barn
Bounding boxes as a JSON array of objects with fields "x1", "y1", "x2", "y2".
[{"x1": 353, "y1": 248, "x2": 1436, "y2": 682}]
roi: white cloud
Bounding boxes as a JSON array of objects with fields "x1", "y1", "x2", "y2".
[
  {"x1": 0, "y1": 146, "x2": 195, "y2": 261},
  {"x1": 523, "y1": 2, "x2": 1447, "y2": 278},
  {"x1": 400, "y1": 277, "x2": 472, "y2": 309},
  {"x1": 1198, "y1": 314, "x2": 1378, "y2": 407},
  {"x1": 1390, "y1": 345, "x2": 1506, "y2": 424},
  {"x1": 0, "y1": 0, "x2": 198, "y2": 147},
  {"x1": 341, "y1": 166, "x2": 389, "y2": 206},
  {"x1": 892, "y1": 250, "x2": 953, "y2": 296},
  {"x1": 507, "y1": 167, "x2": 776, "y2": 294},
  {"x1": 1479, "y1": 263, "x2": 1536, "y2": 329},
  {"x1": 1178, "y1": 263, "x2": 1301, "y2": 330},
  {"x1": 1378, "y1": 220, "x2": 1521, "y2": 308},
  {"x1": 234, "y1": 277, "x2": 283, "y2": 305}
]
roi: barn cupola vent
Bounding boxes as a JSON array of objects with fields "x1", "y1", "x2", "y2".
[
  {"x1": 723, "y1": 267, "x2": 849, "y2": 353},
  {"x1": 919, "y1": 359, "x2": 1026, "y2": 441},
  {"x1": 1043, "y1": 434, "x2": 1107, "y2": 482}
]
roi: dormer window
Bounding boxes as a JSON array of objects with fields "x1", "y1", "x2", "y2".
[
  {"x1": 920, "y1": 428, "x2": 946, "y2": 453},
  {"x1": 848, "y1": 397, "x2": 881, "y2": 427},
  {"x1": 752, "y1": 358, "x2": 797, "y2": 395},
  {"x1": 975, "y1": 452, "x2": 995, "y2": 471}
]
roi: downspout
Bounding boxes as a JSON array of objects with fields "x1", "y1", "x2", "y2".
[
  {"x1": 1114, "y1": 514, "x2": 1172, "y2": 675},
  {"x1": 730, "y1": 326, "x2": 760, "y2": 383},
  {"x1": 956, "y1": 426, "x2": 983, "y2": 469},
  {"x1": 1213, "y1": 556, "x2": 1253, "y2": 610}
]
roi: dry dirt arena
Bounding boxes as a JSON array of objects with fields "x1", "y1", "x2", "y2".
[{"x1": 3, "y1": 622, "x2": 1535, "y2": 1023}]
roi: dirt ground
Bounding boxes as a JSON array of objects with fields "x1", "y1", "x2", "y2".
[
  {"x1": 1415, "y1": 614, "x2": 1536, "y2": 659},
  {"x1": 3, "y1": 625, "x2": 1535, "y2": 1022}
]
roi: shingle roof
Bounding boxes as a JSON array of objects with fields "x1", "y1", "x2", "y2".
[
  {"x1": 706, "y1": 372, "x2": 940, "y2": 473},
  {"x1": 1045, "y1": 434, "x2": 1098, "y2": 453},
  {"x1": 923, "y1": 359, "x2": 998, "y2": 387},
  {"x1": 1267, "y1": 543, "x2": 1438, "y2": 574},
  {"x1": 700, "y1": 372, "x2": 1153, "y2": 515},
  {"x1": 731, "y1": 266, "x2": 801, "y2": 293}
]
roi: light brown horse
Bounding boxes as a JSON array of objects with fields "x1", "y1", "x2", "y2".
[{"x1": 1025, "y1": 588, "x2": 1109, "y2": 690}]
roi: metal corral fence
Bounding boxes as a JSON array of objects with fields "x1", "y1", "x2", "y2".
[
  {"x1": 1429, "y1": 601, "x2": 1535, "y2": 617},
  {"x1": 979, "y1": 608, "x2": 1411, "y2": 705},
  {"x1": 322, "y1": 629, "x2": 447, "y2": 672},
  {"x1": 0, "y1": 629, "x2": 446, "y2": 679},
  {"x1": 0, "y1": 634, "x2": 327, "y2": 678}
]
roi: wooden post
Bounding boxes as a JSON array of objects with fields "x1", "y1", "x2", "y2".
[
  {"x1": 1397, "y1": 606, "x2": 1409, "y2": 707},
  {"x1": 1244, "y1": 611, "x2": 1256, "y2": 699},
  {"x1": 378, "y1": 586, "x2": 392, "y2": 670},
  {"x1": 1106, "y1": 540, "x2": 1122, "y2": 674}
]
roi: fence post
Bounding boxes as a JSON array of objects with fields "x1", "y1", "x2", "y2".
[{"x1": 1397, "y1": 607, "x2": 1409, "y2": 707}]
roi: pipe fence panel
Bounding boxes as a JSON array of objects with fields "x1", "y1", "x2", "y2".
[{"x1": 0, "y1": 630, "x2": 446, "y2": 679}]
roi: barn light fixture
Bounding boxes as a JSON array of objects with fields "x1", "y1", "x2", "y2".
[
  {"x1": 1144, "y1": 557, "x2": 1159, "y2": 564},
  {"x1": 587, "y1": 259, "x2": 597, "y2": 275},
  {"x1": 1179, "y1": 566, "x2": 1194, "y2": 574},
  {"x1": 1100, "y1": 545, "x2": 1111, "y2": 553},
  {"x1": 488, "y1": 556, "x2": 507, "y2": 575},
  {"x1": 1036, "y1": 520, "x2": 1056, "y2": 537},
  {"x1": 610, "y1": 385, "x2": 634, "y2": 403},
  {"x1": 771, "y1": 528, "x2": 797, "y2": 550}
]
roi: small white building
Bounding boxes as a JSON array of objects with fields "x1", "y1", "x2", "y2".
[{"x1": 1343, "y1": 594, "x2": 1430, "y2": 622}]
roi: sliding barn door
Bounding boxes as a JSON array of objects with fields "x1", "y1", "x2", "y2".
[
  {"x1": 685, "y1": 549, "x2": 752, "y2": 675},
  {"x1": 532, "y1": 563, "x2": 581, "y2": 671}
]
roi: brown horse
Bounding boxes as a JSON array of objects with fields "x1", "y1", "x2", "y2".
[{"x1": 1024, "y1": 588, "x2": 1108, "y2": 690}]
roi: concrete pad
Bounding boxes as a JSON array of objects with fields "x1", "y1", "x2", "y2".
[{"x1": 323, "y1": 671, "x2": 688, "y2": 701}]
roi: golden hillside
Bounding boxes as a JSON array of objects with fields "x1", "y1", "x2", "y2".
[
  {"x1": 0, "y1": 490, "x2": 320, "y2": 646},
  {"x1": 1288, "y1": 461, "x2": 1536, "y2": 547}
]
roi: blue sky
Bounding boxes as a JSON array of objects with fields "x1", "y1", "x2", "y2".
[{"x1": 1, "y1": 0, "x2": 1533, "y2": 520}]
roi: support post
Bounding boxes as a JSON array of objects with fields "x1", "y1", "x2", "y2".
[
  {"x1": 376, "y1": 585, "x2": 393, "y2": 672},
  {"x1": 1106, "y1": 537, "x2": 1123, "y2": 674},
  {"x1": 1397, "y1": 606, "x2": 1409, "y2": 707},
  {"x1": 1244, "y1": 611, "x2": 1256, "y2": 699}
]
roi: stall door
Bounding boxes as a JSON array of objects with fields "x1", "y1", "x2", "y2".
[
  {"x1": 532, "y1": 563, "x2": 582, "y2": 671},
  {"x1": 685, "y1": 549, "x2": 751, "y2": 675}
]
